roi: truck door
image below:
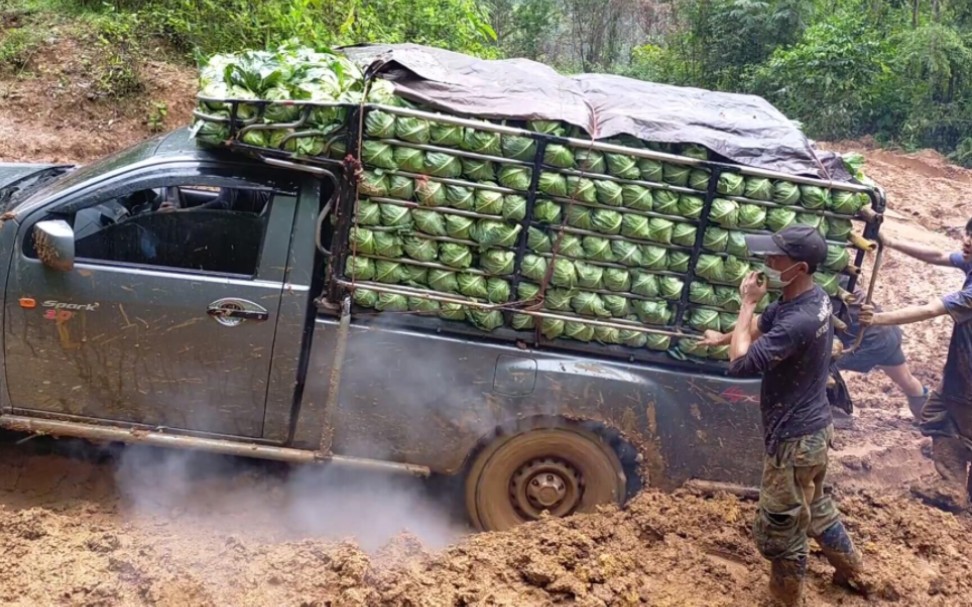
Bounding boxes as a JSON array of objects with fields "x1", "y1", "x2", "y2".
[{"x1": 3, "y1": 168, "x2": 299, "y2": 438}]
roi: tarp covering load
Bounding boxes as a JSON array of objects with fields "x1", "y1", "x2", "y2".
[{"x1": 189, "y1": 43, "x2": 882, "y2": 366}]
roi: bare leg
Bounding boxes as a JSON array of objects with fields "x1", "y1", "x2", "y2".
[{"x1": 878, "y1": 363, "x2": 924, "y2": 397}]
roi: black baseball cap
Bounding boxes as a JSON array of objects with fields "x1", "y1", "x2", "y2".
[{"x1": 744, "y1": 225, "x2": 827, "y2": 267}]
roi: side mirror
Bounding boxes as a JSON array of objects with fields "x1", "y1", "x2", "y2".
[{"x1": 33, "y1": 220, "x2": 75, "y2": 272}]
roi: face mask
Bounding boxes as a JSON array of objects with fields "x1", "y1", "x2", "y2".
[{"x1": 761, "y1": 262, "x2": 802, "y2": 288}]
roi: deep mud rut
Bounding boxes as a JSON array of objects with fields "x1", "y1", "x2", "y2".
[{"x1": 1, "y1": 45, "x2": 972, "y2": 605}]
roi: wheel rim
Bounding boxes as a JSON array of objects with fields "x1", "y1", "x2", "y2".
[{"x1": 510, "y1": 457, "x2": 582, "y2": 519}]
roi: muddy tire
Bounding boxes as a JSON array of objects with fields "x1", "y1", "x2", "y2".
[{"x1": 464, "y1": 426, "x2": 626, "y2": 532}]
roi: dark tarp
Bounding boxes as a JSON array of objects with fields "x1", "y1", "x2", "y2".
[{"x1": 340, "y1": 43, "x2": 852, "y2": 181}]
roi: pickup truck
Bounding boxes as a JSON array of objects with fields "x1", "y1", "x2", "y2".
[{"x1": 0, "y1": 126, "x2": 879, "y2": 532}]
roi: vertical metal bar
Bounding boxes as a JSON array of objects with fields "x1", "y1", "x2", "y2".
[
  {"x1": 319, "y1": 296, "x2": 352, "y2": 454},
  {"x1": 324, "y1": 104, "x2": 363, "y2": 304},
  {"x1": 674, "y1": 166, "x2": 723, "y2": 331},
  {"x1": 508, "y1": 134, "x2": 549, "y2": 342}
]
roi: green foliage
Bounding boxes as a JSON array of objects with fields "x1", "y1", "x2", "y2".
[{"x1": 0, "y1": 27, "x2": 42, "y2": 73}]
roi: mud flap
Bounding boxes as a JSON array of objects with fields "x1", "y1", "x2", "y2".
[{"x1": 827, "y1": 364, "x2": 853, "y2": 416}]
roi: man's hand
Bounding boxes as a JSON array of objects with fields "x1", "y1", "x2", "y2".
[
  {"x1": 859, "y1": 304, "x2": 881, "y2": 326},
  {"x1": 739, "y1": 271, "x2": 768, "y2": 306},
  {"x1": 878, "y1": 233, "x2": 894, "y2": 249},
  {"x1": 697, "y1": 330, "x2": 728, "y2": 347}
]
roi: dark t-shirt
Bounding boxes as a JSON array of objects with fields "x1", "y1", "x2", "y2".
[
  {"x1": 940, "y1": 253, "x2": 972, "y2": 399},
  {"x1": 728, "y1": 285, "x2": 834, "y2": 454}
]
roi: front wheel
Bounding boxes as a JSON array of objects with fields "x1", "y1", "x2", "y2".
[{"x1": 464, "y1": 426, "x2": 627, "y2": 532}]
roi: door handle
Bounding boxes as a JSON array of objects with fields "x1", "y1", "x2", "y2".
[{"x1": 207, "y1": 298, "x2": 269, "y2": 326}]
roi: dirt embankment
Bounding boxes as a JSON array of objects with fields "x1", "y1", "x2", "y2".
[{"x1": 1, "y1": 19, "x2": 972, "y2": 607}]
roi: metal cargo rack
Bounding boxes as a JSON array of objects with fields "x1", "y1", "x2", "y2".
[{"x1": 192, "y1": 94, "x2": 886, "y2": 369}]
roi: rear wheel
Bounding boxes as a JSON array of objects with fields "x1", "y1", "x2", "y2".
[{"x1": 464, "y1": 426, "x2": 626, "y2": 531}]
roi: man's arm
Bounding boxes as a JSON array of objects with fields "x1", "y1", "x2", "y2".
[
  {"x1": 865, "y1": 300, "x2": 948, "y2": 326},
  {"x1": 697, "y1": 318, "x2": 761, "y2": 347},
  {"x1": 882, "y1": 235, "x2": 953, "y2": 267}
]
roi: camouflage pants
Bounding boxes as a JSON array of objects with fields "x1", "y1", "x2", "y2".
[{"x1": 753, "y1": 425, "x2": 841, "y2": 562}]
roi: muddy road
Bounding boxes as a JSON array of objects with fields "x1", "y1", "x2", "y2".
[{"x1": 1, "y1": 44, "x2": 972, "y2": 605}]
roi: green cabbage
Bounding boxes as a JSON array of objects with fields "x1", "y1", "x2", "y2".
[
  {"x1": 680, "y1": 144, "x2": 709, "y2": 160},
  {"x1": 474, "y1": 189, "x2": 504, "y2": 215},
  {"x1": 673, "y1": 223, "x2": 698, "y2": 247},
  {"x1": 564, "y1": 321, "x2": 595, "y2": 342},
  {"x1": 349, "y1": 227, "x2": 376, "y2": 255},
  {"x1": 602, "y1": 294, "x2": 631, "y2": 318},
  {"x1": 345, "y1": 256, "x2": 375, "y2": 281},
  {"x1": 539, "y1": 172, "x2": 568, "y2": 197},
  {"x1": 582, "y1": 236, "x2": 615, "y2": 262},
  {"x1": 444, "y1": 185, "x2": 474, "y2": 210},
  {"x1": 641, "y1": 246, "x2": 668, "y2": 271},
  {"x1": 518, "y1": 282, "x2": 540, "y2": 301},
  {"x1": 825, "y1": 245, "x2": 851, "y2": 272},
  {"x1": 594, "y1": 180, "x2": 624, "y2": 207},
  {"x1": 462, "y1": 158, "x2": 495, "y2": 181},
  {"x1": 445, "y1": 215, "x2": 475, "y2": 240},
  {"x1": 501, "y1": 135, "x2": 536, "y2": 161},
  {"x1": 541, "y1": 318, "x2": 565, "y2": 340},
  {"x1": 689, "y1": 308, "x2": 721, "y2": 332},
  {"x1": 557, "y1": 233, "x2": 585, "y2": 258},
  {"x1": 831, "y1": 190, "x2": 865, "y2": 215},
  {"x1": 663, "y1": 163, "x2": 690, "y2": 186},
  {"x1": 689, "y1": 169, "x2": 710, "y2": 192},
  {"x1": 439, "y1": 301, "x2": 466, "y2": 320},
  {"x1": 544, "y1": 144, "x2": 575, "y2": 168},
  {"x1": 702, "y1": 227, "x2": 728, "y2": 252},
  {"x1": 678, "y1": 338, "x2": 708, "y2": 359},
  {"x1": 430, "y1": 122, "x2": 463, "y2": 147},
  {"x1": 528, "y1": 120, "x2": 566, "y2": 136},
  {"x1": 375, "y1": 292, "x2": 409, "y2": 311},
  {"x1": 379, "y1": 203, "x2": 412, "y2": 228},
  {"x1": 502, "y1": 195, "x2": 527, "y2": 222},
  {"x1": 659, "y1": 276, "x2": 684, "y2": 300},
  {"x1": 631, "y1": 272, "x2": 659, "y2": 297},
  {"x1": 567, "y1": 177, "x2": 597, "y2": 203},
  {"x1": 638, "y1": 158, "x2": 663, "y2": 182},
  {"x1": 800, "y1": 185, "x2": 829, "y2": 210},
  {"x1": 412, "y1": 209, "x2": 447, "y2": 236},
  {"x1": 423, "y1": 152, "x2": 462, "y2": 178},
  {"x1": 499, "y1": 166, "x2": 533, "y2": 191},
  {"x1": 796, "y1": 212, "x2": 826, "y2": 235},
  {"x1": 457, "y1": 273, "x2": 489, "y2": 299},
  {"x1": 827, "y1": 218, "x2": 853, "y2": 241},
  {"x1": 359, "y1": 170, "x2": 389, "y2": 197},
  {"x1": 592, "y1": 209, "x2": 623, "y2": 235},
  {"x1": 415, "y1": 179, "x2": 446, "y2": 206},
  {"x1": 403, "y1": 236, "x2": 438, "y2": 262},
  {"x1": 689, "y1": 282, "x2": 718, "y2": 306},
  {"x1": 723, "y1": 256, "x2": 750, "y2": 284},
  {"x1": 710, "y1": 198, "x2": 739, "y2": 228},
  {"x1": 715, "y1": 286, "x2": 741, "y2": 311},
  {"x1": 388, "y1": 175, "x2": 415, "y2": 200},
  {"x1": 402, "y1": 266, "x2": 428, "y2": 285},
  {"x1": 767, "y1": 207, "x2": 798, "y2": 232},
  {"x1": 566, "y1": 205, "x2": 593, "y2": 230},
  {"x1": 653, "y1": 190, "x2": 679, "y2": 215},
  {"x1": 544, "y1": 288, "x2": 573, "y2": 311},
  {"x1": 479, "y1": 249, "x2": 514, "y2": 275},
  {"x1": 604, "y1": 268, "x2": 631, "y2": 292},
  {"x1": 620, "y1": 326, "x2": 648, "y2": 348},
  {"x1": 533, "y1": 199, "x2": 562, "y2": 224},
  {"x1": 727, "y1": 231, "x2": 748, "y2": 258},
  {"x1": 612, "y1": 240, "x2": 644, "y2": 266},
  {"x1": 773, "y1": 181, "x2": 800, "y2": 205},
  {"x1": 528, "y1": 228, "x2": 552, "y2": 253},
  {"x1": 646, "y1": 334, "x2": 672, "y2": 351},
  {"x1": 677, "y1": 195, "x2": 704, "y2": 219},
  {"x1": 466, "y1": 307, "x2": 505, "y2": 331},
  {"x1": 428, "y1": 269, "x2": 459, "y2": 294},
  {"x1": 709, "y1": 345, "x2": 730, "y2": 360},
  {"x1": 355, "y1": 201, "x2": 381, "y2": 226},
  {"x1": 634, "y1": 300, "x2": 672, "y2": 324},
  {"x1": 572, "y1": 292, "x2": 610, "y2": 317},
  {"x1": 439, "y1": 243, "x2": 473, "y2": 269},
  {"x1": 576, "y1": 149, "x2": 606, "y2": 173},
  {"x1": 606, "y1": 154, "x2": 640, "y2": 179},
  {"x1": 472, "y1": 220, "x2": 522, "y2": 248},
  {"x1": 621, "y1": 185, "x2": 652, "y2": 211},
  {"x1": 574, "y1": 261, "x2": 604, "y2": 289},
  {"x1": 522, "y1": 254, "x2": 548, "y2": 282},
  {"x1": 395, "y1": 116, "x2": 430, "y2": 144},
  {"x1": 487, "y1": 278, "x2": 511, "y2": 303},
  {"x1": 668, "y1": 251, "x2": 691, "y2": 273},
  {"x1": 737, "y1": 204, "x2": 767, "y2": 229},
  {"x1": 717, "y1": 173, "x2": 745, "y2": 196},
  {"x1": 696, "y1": 254, "x2": 726, "y2": 282},
  {"x1": 814, "y1": 272, "x2": 841, "y2": 296},
  {"x1": 461, "y1": 128, "x2": 501, "y2": 156},
  {"x1": 361, "y1": 141, "x2": 396, "y2": 169},
  {"x1": 353, "y1": 288, "x2": 378, "y2": 308},
  {"x1": 595, "y1": 326, "x2": 621, "y2": 345},
  {"x1": 374, "y1": 260, "x2": 406, "y2": 284},
  {"x1": 551, "y1": 258, "x2": 578, "y2": 288},
  {"x1": 394, "y1": 147, "x2": 425, "y2": 172},
  {"x1": 365, "y1": 110, "x2": 396, "y2": 139},
  {"x1": 744, "y1": 178, "x2": 772, "y2": 201},
  {"x1": 648, "y1": 217, "x2": 675, "y2": 244},
  {"x1": 407, "y1": 296, "x2": 439, "y2": 313},
  {"x1": 374, "y1": 232, "x2": 404, "y2": 258},
  {"x1": 511, "y1": 313, "x2": 535, "y2": 330}
]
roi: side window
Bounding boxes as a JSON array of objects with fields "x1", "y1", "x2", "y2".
[{"x1": 31, "y1": 184, "x2": 275, "y2": 277}]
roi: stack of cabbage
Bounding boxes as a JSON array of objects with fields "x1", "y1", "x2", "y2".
[{"x1": 189, "y1": 46, "x2": 870, "y2": 362}]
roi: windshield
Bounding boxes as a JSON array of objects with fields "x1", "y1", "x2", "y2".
[{"x1": 12, "y1": 135, "x2": 165, "y2": 212}]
